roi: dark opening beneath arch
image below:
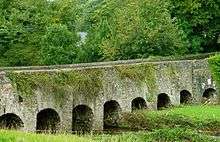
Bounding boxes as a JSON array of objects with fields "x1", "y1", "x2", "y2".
[
  {"x1": 18, "y1": 95, "x2": 23, "y2": 103},
  {"x1": 203, "y1": 88, "x2": 216, "y2": 99},
  {"x1": 72, "y1": 105, "x2": 93, "y2": 134},
  {"x1": 103, "y1": 100, "x2": 121, "y2": 130},
  {"x1": 0, "y1": 113, "x2": 24, "y2": 130},
  {"x1": 157, "y1": 93, "x2": 170, "y2": 110},
  {"x1": 132, "y1": 97, "x2": 147, "y2": 111},
  {"x1": 180, "y1": 90, "x2": 192, "y2": 104},
  {"x1": 36, "y1": 108, "x2": 60, "y2": 133}
]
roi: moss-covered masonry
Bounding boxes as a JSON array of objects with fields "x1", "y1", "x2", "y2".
[{"x1": 0, "y1": 58, "x2": 218, "y2": 132}]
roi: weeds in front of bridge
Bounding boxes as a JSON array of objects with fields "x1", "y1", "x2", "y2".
[
  {"x1": 0, "y1": 127, "x2": 216, "y2": 142},
  {"x1": 6, "y1": 69, "x2": 103, "y2": 106},
  {"x1": 93, "y1": 128, "x2": 216, "y2": 142},
  {"x1": 0, "y1": 130, "x2": 90, "y2": 142},
  {"x1": 120, "y1": 105, "x2": 220, "y2": 133},
  {"x1": 0, "y1": 105, "x2": 219, "y2": 142}
]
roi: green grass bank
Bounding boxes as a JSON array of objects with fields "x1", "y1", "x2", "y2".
[{"x1": 0, "y1": 105, "x2": 219, "y2": 142}]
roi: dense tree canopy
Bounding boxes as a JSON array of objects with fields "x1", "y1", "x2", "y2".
[
  {"x1": 82, "y1": 0, "x2": 188, "y2": 61},
  {"x1": 0, "y1": 0, "x2": 79, "y2": 66},
  {"x1": 0, "y1": 0, "x2": 219, "y2": 66},
  {"x1": 170, "y1": 0, "x2": 220, "y2": 53}
]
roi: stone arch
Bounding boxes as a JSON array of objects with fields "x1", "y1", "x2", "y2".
[
  {"x1": 0, "y1": 113, "x2": 24, "y2": 130},
  {"x1": 180, "y1": 90, "x2": 192, "y2": 104},
  {"x1": 203, "y1": 88, "x2": 216, "y2": 99},
  {"x1": 36, "y1": 108, "x2": 60, "y2": 133},
  {"x1": 131, "y1": 97, "x2": 147, "y2": 111},
  {"x1": 157, "y1": 93, "x2": 170, "y2": 109},
  {"x1": 72, "y1": 105, "x2": 93, "y2": 134},
  {"x1": 103, "y1": 100, "x2": 121, "y2": 130}
]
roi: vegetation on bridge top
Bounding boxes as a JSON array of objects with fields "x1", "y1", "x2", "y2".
[
  {"x1": 6, "y1": 61, "x2": 180, "y2": 104},
  {"x1": 6, "y1": 69, "x2": 103, "y2": 106}
]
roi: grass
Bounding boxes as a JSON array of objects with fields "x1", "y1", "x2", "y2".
[
  {"x1": 0, "y1": 128, "x2": 217, "y2": 142},
  {"x1": 0, "y1": 130, "x2": 92, "y2": 142},
  {"x1": 93, "y1": 128, "x2": 217, "y2": 142},
  {"x1": 0, "y1": 105, "x2": 219, "y2": 142},
  {"x1": 152, "y1": 105, "x2": 220, "y2": 120},
  {"x1": 120, "y1": 105, "x2": 220, "y2": 132}
]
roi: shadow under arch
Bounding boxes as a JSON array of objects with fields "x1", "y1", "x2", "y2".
[
  {"x1": 0, "y1": 113, "x2": 24, "y2": 130},
  {"x1": 157, "y1": 93, "x2": 171, "y2": 110},
  {"x1": 131, "y1": 97, "x2": 147, "y2": 111},
  {"x1": 202, "y1": 88, "x2": 217, "y2": 104},
  {"x1": 203, "y1": 88, "x2": 216, "y2": 99},
  {"x1": 180, "y1": 90, "x2": 192, "y2": 104},
  {"x1": 72, "y1": 105, "x2": 94, "y2": 134},
  {"x1": 103, "y1": 100, "x2": 121, "y2": 130},
  {"x1": 36, "y1": 108, "x2": 60, "y2": 133}
]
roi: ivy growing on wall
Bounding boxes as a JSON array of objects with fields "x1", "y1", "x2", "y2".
[
  {"x1": 208, "y1": 55, "x2": 220, "y2": 100},
  {"x1": 115, "y1": 64, "x2": 157, "y2": 102},
  {"x1": 208, "y1": 55, "x2": 220, "y2": 85},
  {"x1": 6, "y1": 69, "x2": 103, "y2": 105}
]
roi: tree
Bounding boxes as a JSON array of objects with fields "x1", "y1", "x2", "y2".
[
  {"x1": 40, "y1": 24, "x2": 79, "y2": 65},
  {"x1": 169, "y1": 0, "x2": 220, "y2": 53},
  {"x1": 82, "y1": 0, "x2": 188, "y2": 61},
  {"x1": 0, "y1": 0, "x2": 79, "y2": 66}
]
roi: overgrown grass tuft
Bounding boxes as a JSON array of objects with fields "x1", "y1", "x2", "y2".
[
  {"x1": 120, "y1": 105, "x2": 220, "y2": 132},
  {"x1": 93, "y1": 128, "x2": 217, "y2": 142},
  {"x1": 0, "y1": 130, "x2": 92, "y2": 142},
  {"x1": 0, "y1": 128, "x2": 216, "y2": 142}
]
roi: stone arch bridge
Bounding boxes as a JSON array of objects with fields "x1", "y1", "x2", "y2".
[{"x1": 0, "y1": 58, "x2": 219, "y2": 133}]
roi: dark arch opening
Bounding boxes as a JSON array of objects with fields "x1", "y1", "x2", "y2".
[
  {"x1": 36, "y1": 108, "x2": 60, "y2": 133},
  {"x1": 132, "y1": 97, "x2": 147, "y2": 111},
  {"x1": 180, "y1": 90, "x2": 192, "y2": 104},
  {"x1": 203, "y1": 88, "x2": 216, "y2": 99},
  {"x1": 72, "y1": 105, "x2": 93, "y2": 134},
  {"x1": 157, "y1": 93, "x2": 170, "y2": 110},
  {"x1": 0, "y1": 113, "x2": 24, "y2": 130},
  {"x1": 18, "y1": 95, "x2": 23, "y2": 103},
  {"x1": 104, "y1": 100, "x2": 121, "y2": 130}
]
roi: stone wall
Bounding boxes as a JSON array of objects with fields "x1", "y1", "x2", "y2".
[{"x1": 0, "y1": 58, "x2": 218, "y2": 132}]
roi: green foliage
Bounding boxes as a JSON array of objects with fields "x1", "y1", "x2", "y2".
[
  {"x1": 208, "y1": 55, "x2": 220, "y2": 98},
  {"x1": 40, "y1": 24, "x2": 79, "y2": 65},
  {"x1": 208, "y1": 55, "x2": 220, "y2": 85},
  {"x1": 170, "y1": 0, "x2": 220, "y2": 53},
  {"x1": 7, "y1": 69, "x2": 103, "y2": 105},
  {"x1": 84, "y1": 0, "x2": 188, "y2": 61},
  {"x1": 0, "y1": 0, "x2": 219, "y2": 66},
  {"x1": 0, "y1": 0, "x2": 79, "y2": 66}
]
